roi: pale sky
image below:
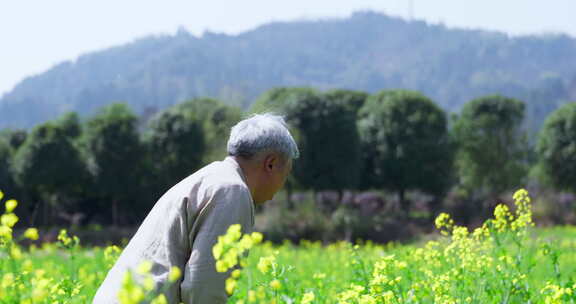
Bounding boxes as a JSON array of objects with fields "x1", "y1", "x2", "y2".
[{"x1": 1, "y1": 0, "x2": 575, "y2": 96}]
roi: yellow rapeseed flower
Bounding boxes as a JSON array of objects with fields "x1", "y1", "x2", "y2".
[
  {"x1": 269, "y1": 279, "x2": 281, "y2": 290},
  {"x1": 435, "y1": 212, "x2": 454, "y2": 232},
  {"x1": 5, "y1": 199, "x2": 17, "y2": 213},
  {"x1": 104, "y1": 245, "x2": 122, "y2": 266},
  {"x1": 248, "y1": 290, "x2": 257, "y2": 302},
  {"x1": 358, "y1": 295, "x2": 376, "y2": 304},
  {"x1": 256, "y1": 286, "x2": 266, "y2": 299},
  {"x1": 143, "y1": 277, "x2": 155, "y2": 291},
  {"x1": 169, "y1": 266, "x2": 182, "y2": 282},
  {"x1": 31, "y1": 277, "x2": 51, "y2": 301},
  {"x1": 57, "y1": 229, "x2": 72, "y2": 246},
  {"x1": 250, "y1": 232, "x2": 263, "y2": 244},
  {"x1": 225, "y1": 278, "x2": 237, "y2": 295},
  {"x1": 224, "y1": 224, "x2": 242, "y2": 244},
  {"x1": 118, "y1": 271, "x2": 145, "y2": 304},
  {"x1": 1, "y1": 213, "x2": 18, "y2": 228},
  {"x1": 301, "y1": 291, "x2": 315, "y2": 304},
  {"x1": 136, "y1": 260, "x2": 153, "y2": 275},
  {"x1": 1, "y1": 273, "x2": 14, "y2": 289},
  {"x1": 239, "y1": 234, "x2": 254, "y2": 250},
  {"x1": 151, "y1": 294, "x2": 168, "y2": 304},
  {"x1": 10, "y1": 245, "x2": 22, "y2": 259},
  {"x1": 222, "y1": 248, "x2": 239, "y2": 269},
  {"x1": 231, "y1": 269, "x2": 241, "y2": 279},
  {"x1": 257, "y1": 256, "x2": 275, "y2": 274},
  {"x1": 215, "y1": 260, "x2": 227, "y2": 273},
  {"x1": 22, "y1": 259, "x2": 34, "y2": 272},
  {"x1": 0, "y1": 225, "x2": 12, "y2": 240},
  {"x1": 370, "y1": 274, "x2": 389, "y2": 286},
  {"x1": 313, "y1": 273, "x2": 326, "y2": 280},
  {"x1": 493, "y1": 204, "x2": 512, "y2": 232},
  {"x1": 212, "y1": 242, "x2": 224, "y2": 260},
  {"x1": 24, "y1": 228, "x2": 39, "y2": 240},
  {"x1": 382, "y1": 291, "x2": 395, "y2": 303}
]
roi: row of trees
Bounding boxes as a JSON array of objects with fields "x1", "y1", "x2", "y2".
[
  {"x1": 0, "y1": 98, "x2": 241, "y2": 226},
  {"x1": 1, "y1": 87, "x2": 574, "y2": 227}
]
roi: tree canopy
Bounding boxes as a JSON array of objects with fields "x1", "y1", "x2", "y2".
[
  {"x1": 453, "y1": 95, "x2": 529, "y2": 196},
  {"x1": 358, "y1": 90, "x2": 454, "y2": 212},
  {"x1": 143, "y1": 108, "x2": 205, "y2": 193},
  {"x1": 11, "y1": 121, "x2": 88, "y2": 225},
  {"x1": 81, "y1": 103, "x2": 146, "y2": 225},
  {"x1": 536, "y1": 102, "x2": 576, "y2": 192}
]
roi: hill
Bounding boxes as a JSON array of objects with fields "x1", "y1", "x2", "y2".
[{"x1": 1, "y1": 11, "x2": 575, "y2": 130}]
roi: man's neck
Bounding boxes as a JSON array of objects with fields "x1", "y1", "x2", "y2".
[{"x1": 229, "y1": 156, "x2": 261, "y2": 204}]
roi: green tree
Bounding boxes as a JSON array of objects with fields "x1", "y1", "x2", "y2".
[
  {"x1": 0, "y1": 139, "x2": 18, "y2": 199},
  {"x1": 289, "y1": 91, "x2": 362, "y2": 195},
  {"x1": 174, "y1": 98, "x2": 242, "y2": 163},
  {"x1": 143, "y1": 108, "x2": 205, "y2": 195},
  {"x1": 251, "y1": 87, "x2": 302, "y2": 114},
  {"x1": 453, "y1": 95, "x2": 529, "y2": 198},
  {"x1": 56, "y1": 112, "x2": 82, "y2": 138},
  {"x1": 82, "y1": 103, "x2": 146, "y2": 226},
  {"x1": 12, "y1": 122, "x2": 88, "y2": 226},
  {"x1": 252, "y1": 87, "x2": 362, "y2": 207},
  {"x1": 251, "y1": 88, "x2": 314, "y2": 207},
  {"x1": 358, "y1": 90, "x2": 454, "y2": 214},
  {"x1": 324, "y1": 89, "x2": 368, "y2": 115},
  {"x1": 0, "y1": 129, "x2": 27, "y2": 150},
  {"x1": 536, "y1": 102, "x2": 576, "y2": 192}
]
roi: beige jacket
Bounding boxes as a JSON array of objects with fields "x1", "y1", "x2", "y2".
[{"x1": 93, "y1": 157, "x2": 255, "y2": 303}]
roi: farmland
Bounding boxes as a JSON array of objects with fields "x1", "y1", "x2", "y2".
[{"x1": 0, "y1": 189, "x2": 575, "y2": 303}]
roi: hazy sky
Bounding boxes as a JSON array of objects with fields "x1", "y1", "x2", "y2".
[{"x1": 1, "y1": 0, "x2": 575, "y2": 96}]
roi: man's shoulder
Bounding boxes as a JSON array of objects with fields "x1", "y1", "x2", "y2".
[
  {"x1": 162, "y1": 159, "x2": 251, "y2": 206},
  {"x1": 175, "y1": 160, "x2": 237, "y2": 186},
  {"x1": 185, "y1": 161, "x2": 249, "y2": 197},
  {"x1": 202, "y1": 178, "x2": 250, "y2": 199},
  {"x1": 201, "y1": 160, "x2": 247, "y2": 188}
]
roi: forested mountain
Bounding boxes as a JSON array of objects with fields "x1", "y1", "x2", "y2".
[{"x1": 1, "y1": 11, "x2": 576, "y2": 129}]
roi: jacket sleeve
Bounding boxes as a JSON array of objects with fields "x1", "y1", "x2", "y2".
[{"x1": 180, "y1": 184, "x2": 254, "y2": 304}]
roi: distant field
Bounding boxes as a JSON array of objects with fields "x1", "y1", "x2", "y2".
[{"x1": 1, "y1": 189, "x2": 575, "y2": 303}]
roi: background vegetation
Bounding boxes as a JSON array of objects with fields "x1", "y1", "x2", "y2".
[
  {"x1": 1, "y1": 85, "x2": 575, "y2": 244},
  {"x1": 1, "y1": 11, "x2": 576, "y2": 244}
]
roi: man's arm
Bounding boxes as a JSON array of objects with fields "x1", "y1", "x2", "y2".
[{"x1": 180, "y1": 184, "x2": 254, "y2": 303}]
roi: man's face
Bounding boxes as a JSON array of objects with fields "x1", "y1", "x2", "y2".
[
  {"x1": 275, "y1": 157, "x2": 292, "y2": 192},
  {"x1": 263, "y1": 156, "x2": 292, "y2": 202}
]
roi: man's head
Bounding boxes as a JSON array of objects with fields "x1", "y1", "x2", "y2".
[{"x1": 227, "y1": 113, "x2": 299, "y2": 204}]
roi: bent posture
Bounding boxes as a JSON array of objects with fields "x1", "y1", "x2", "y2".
[{"x1": 93, "y1": 113, "x2": 298, "y2": 303}]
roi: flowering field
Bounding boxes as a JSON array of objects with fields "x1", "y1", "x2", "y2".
[{"x1": 1, "y1": 189, "x2": 576, "y2": 303}]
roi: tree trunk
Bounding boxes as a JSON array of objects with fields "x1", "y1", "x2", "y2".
[
  {"x1": 337, "y1": 189, "x2": 343, "y2": 205},
  {"x1": 30, "y1": 201, "x2": 39, "y2": 227},
  {"x1": 399, "y1": 189, "x2": 410, "y2": 216},
  {"x1": 42, "y1": 199, "x2": 48, "y2": 226},
  {"x1": 112, "y1": 199, "x2": 119, "y2": 227},
  {"x1": 428, "y1": 198, "x2": 441, "y2": 222},
  {"x1": 313, "y1": 190, "x2": 318, "y2": 207},
  {"x1": 285, "y1": 182, "x2": 294, "y2": 210},
  {"x1": 345, "y1": 226, "x2": 353, "y2": 243}
]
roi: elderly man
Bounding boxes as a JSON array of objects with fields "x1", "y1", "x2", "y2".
[{"x1": 93, "y1": 113, "x2": 299, "y2": 303}]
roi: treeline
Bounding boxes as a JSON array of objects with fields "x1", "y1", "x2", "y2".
[
  {"x1": 0, "y1": 87, "x2": 575, "y2": 229},
  {"x1": 0, "y1": 98, "x2": 241, "y2": 227}
]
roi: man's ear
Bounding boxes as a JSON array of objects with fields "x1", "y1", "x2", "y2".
[{"x1": 263, "y1": 153, "x2": 276, "y2": 172}]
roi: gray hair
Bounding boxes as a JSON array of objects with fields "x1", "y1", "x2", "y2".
[{"x1": 227, "y1": 113, "x2": 299, "y2": 160}]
